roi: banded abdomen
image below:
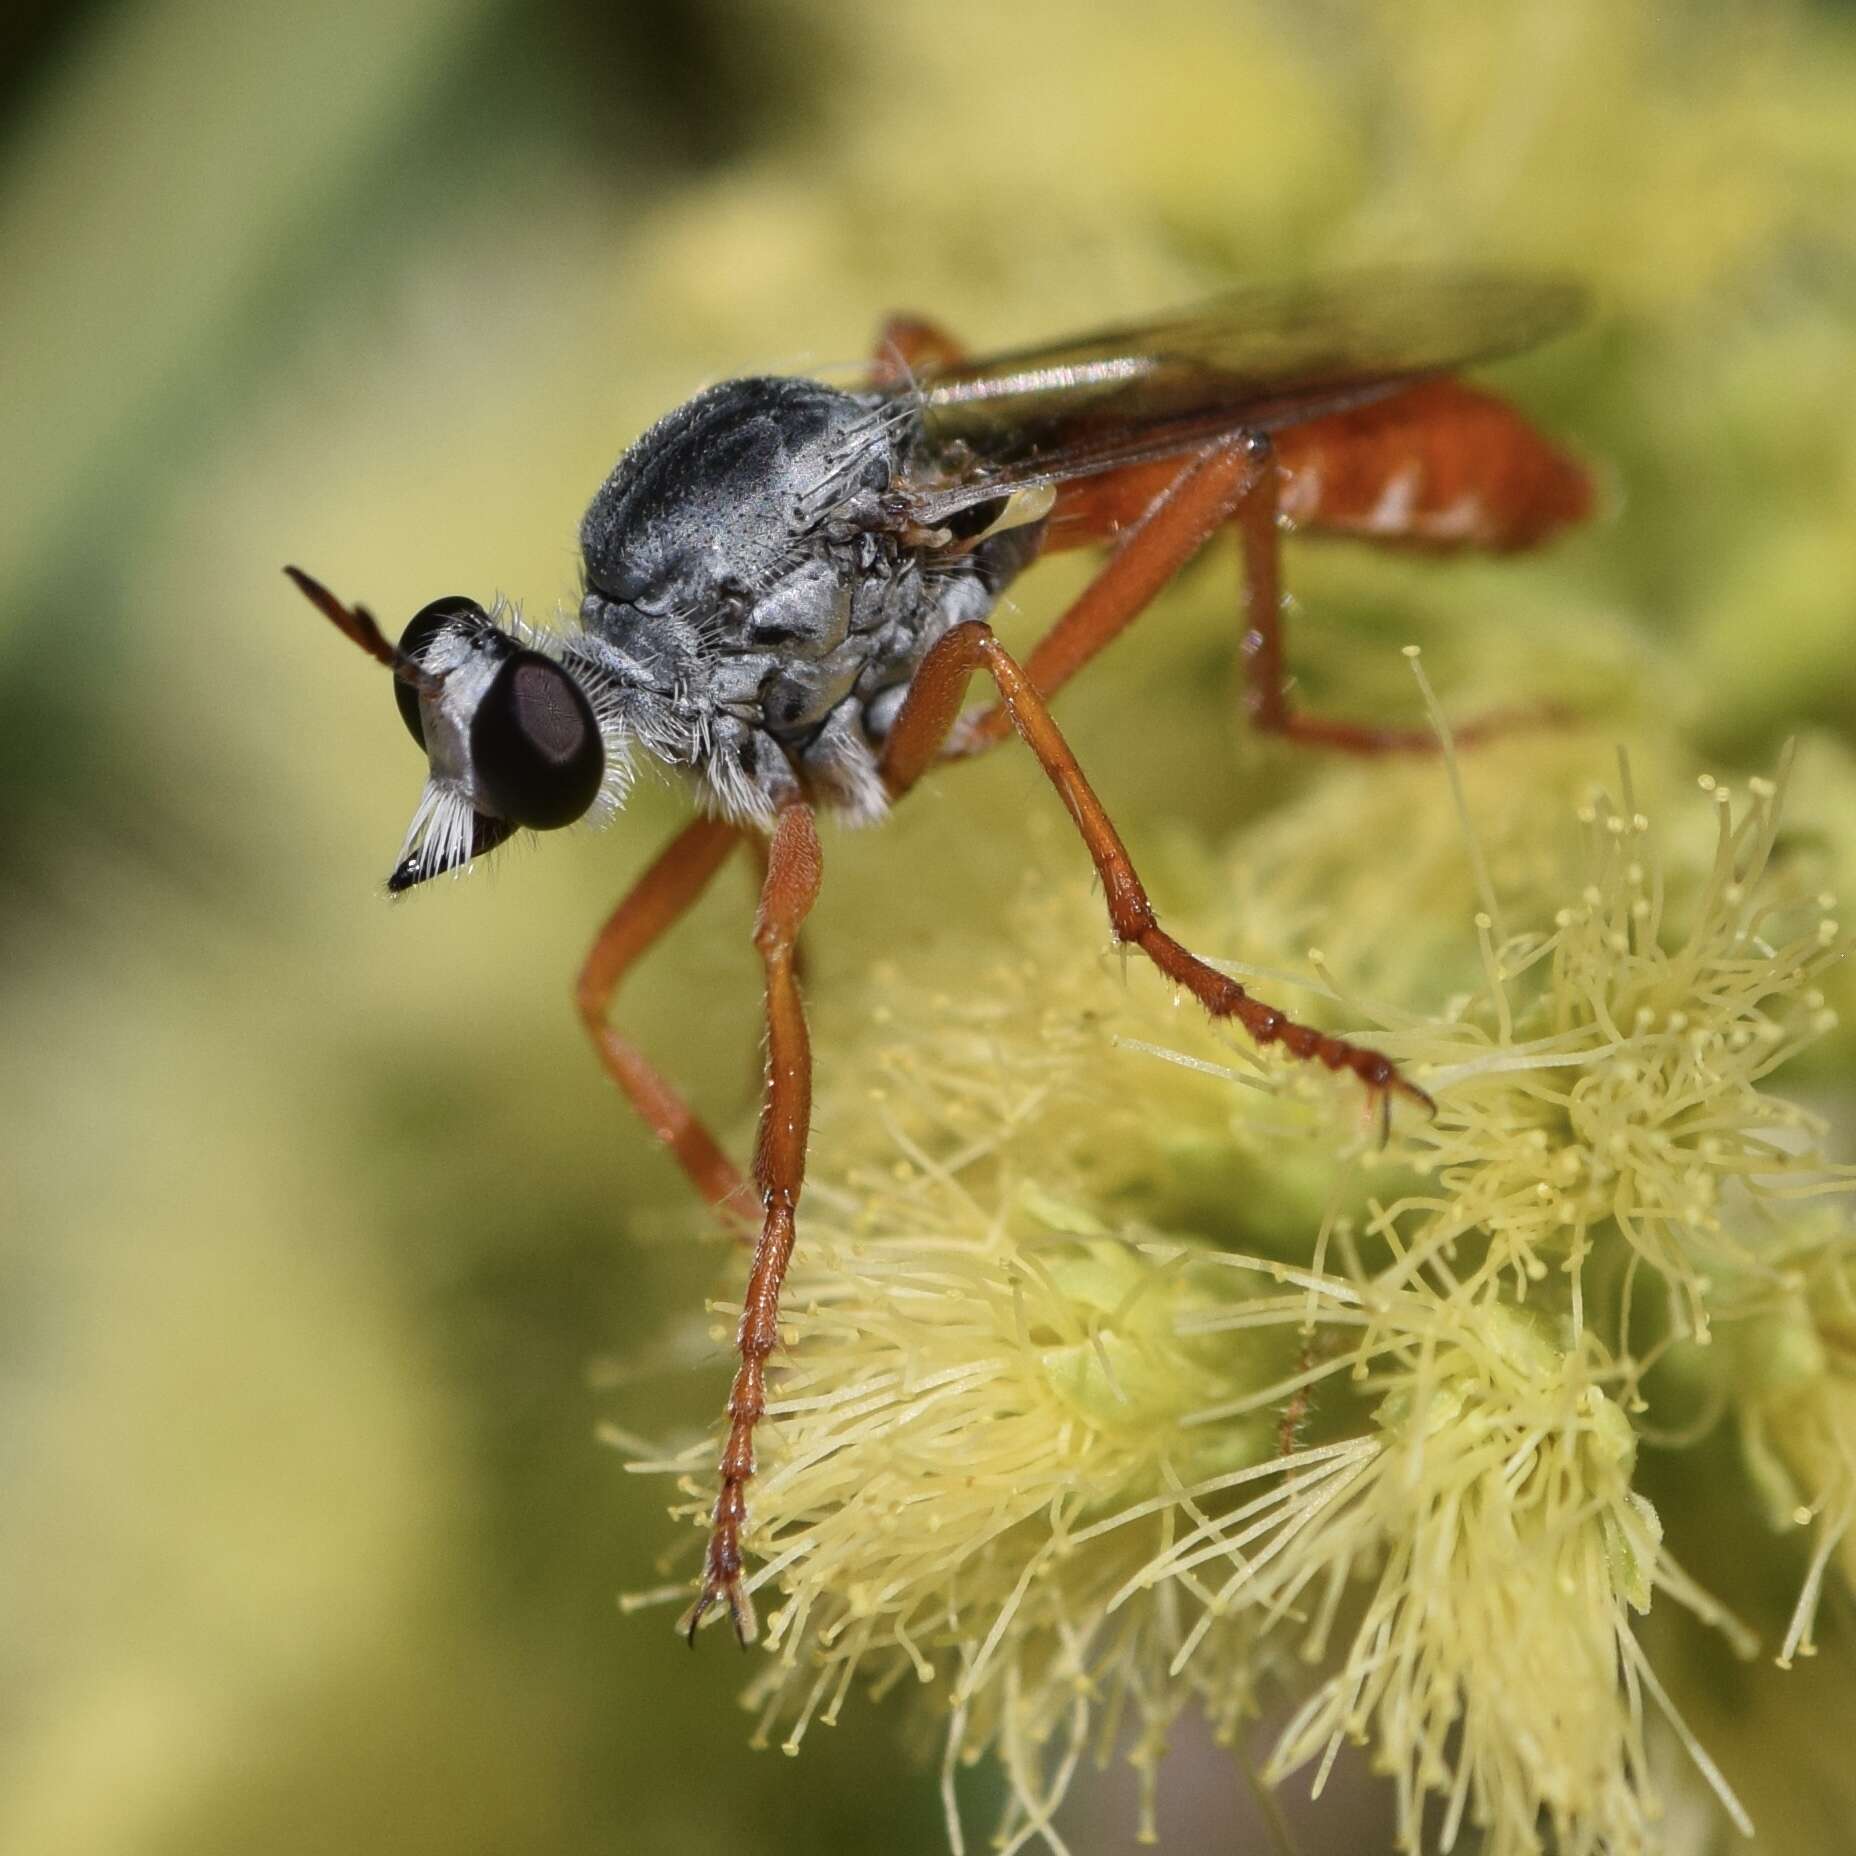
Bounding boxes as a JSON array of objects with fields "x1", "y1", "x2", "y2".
[{"x1": 1045, "y1": 377, "x2": 1591, "y2": 555}]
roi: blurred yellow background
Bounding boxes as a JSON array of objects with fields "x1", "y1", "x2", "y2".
[{"x1": 4, "y1": 2, "x2": 1855, "y2": 1851}]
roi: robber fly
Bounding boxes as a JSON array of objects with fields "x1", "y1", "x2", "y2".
[{"x1": 287, "y1": 269, "x2": 1592, "y2": 1644}]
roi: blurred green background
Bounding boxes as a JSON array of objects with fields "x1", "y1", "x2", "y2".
[{"x1": 4, "y1": 3, "x2": 1855, "y2": 1852}]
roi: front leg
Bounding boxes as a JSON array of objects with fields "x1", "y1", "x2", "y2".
[{"x1": 682, "y1": 801, "x2": 824, "y2": 1644}]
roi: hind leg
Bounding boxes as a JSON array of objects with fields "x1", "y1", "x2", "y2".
[{"x1": 1235, "y1": 436, "x2": 1551, "y2": 754}]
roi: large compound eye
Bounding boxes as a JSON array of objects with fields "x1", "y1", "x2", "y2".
[
  {"x1": 470, "y1": 651, "x2": 603, "y2": 829},
  {"x1": 394, "y1": 596, "x2": 485, "y2": 748}
]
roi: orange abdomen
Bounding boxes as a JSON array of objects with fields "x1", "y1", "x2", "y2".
[
  {"x1": 1044, "y1": 377, "x2": 1591, "y2": 555},
  {"x1": 1274, "y1": 377, "x2": 1592, "y2": 551}
]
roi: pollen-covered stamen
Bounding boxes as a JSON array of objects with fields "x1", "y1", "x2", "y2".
[{"x1": 1222, "y1": 1298, "x2": 1758, "y2": 1854}]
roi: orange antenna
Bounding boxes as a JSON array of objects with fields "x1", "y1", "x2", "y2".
[{"x1": 284, "y1": 565, "x2": 439, "y2": 692}]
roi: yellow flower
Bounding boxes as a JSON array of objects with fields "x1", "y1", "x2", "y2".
[
  {"x1": 1722, "y1": 1227, "x2": 1856, "y2": 1666},
  {"x1": 686, "y1": 1175, "x2": 1309, "y2": 1850},
  {"x1": 1229, "y1": 1296, "x2": 1750, "y2": 1856},
  {"x1": 634, "y1": 730, "x2": 1850, "y2": 1851},
  {"x1": 1374, "y1": 745, "x2": 1849, "y2": 1327}
]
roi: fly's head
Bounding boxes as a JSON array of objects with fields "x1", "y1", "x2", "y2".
[{"x1": 286, "y1": 567, "x2": 632, "y2": 894}]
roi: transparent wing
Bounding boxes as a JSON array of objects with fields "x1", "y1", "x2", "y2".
[{"x1": 892, "y1": 270, "x2": 1586, "y2": 525}]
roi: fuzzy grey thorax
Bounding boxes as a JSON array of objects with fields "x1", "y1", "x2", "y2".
[{"x1": 572, "y1": 374, "x2": 1038, "y2": 826}]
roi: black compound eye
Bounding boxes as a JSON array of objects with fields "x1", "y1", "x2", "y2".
[
  {"x1": 470, "y1": 651, "x2": 603, "y2": 829},
  {"x1": 394, "y1": 596, "x2": 485, "y2": 748}
]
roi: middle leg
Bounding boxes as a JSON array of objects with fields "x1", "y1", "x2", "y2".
[
  {"x1": 882, "y1": 622, "x2": 1430, "y2": 1116},
  {"x1": 943, "y1": 437, "x2": 1270, "y2": 760}
]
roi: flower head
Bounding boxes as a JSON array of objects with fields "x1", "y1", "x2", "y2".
[
  {"x1": 1237, "y1": 1296, "x2": 1751, "y2": 1856},
  {"x1": 1718, "y1": 1224, "x2": 1856, "y2": 1666},
  {"x1": 631, "y1": 731, "x2": 1851, "y2": 1851},
  {"x1": 680, "y1": 1173, "x2": 1308, "y2": 1850}
]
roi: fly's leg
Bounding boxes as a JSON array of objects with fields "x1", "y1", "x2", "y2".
[
  {"x1": 578, "y1": 811, "x2": 825, "y2": 1642},
  {"x1": 576, "y1": 818, "x2": 752, "y2": 1224},
  {"x1": 747, "y1": 831, "x2": 808, "y2": 994},
  {"x1": 881, "y1": 623, "x2": 1430, "y2": 1118},
  {"x1": 744, "y1": 832, "x2": 808, "y2": 1108},
  {"x1": 682, "y1": 801, "x2": 824, "y2": 1645},
  {"x1": 1238, "y1": 434, "x2": 1559, "y2": 754},
  {"x1": 868, "y1": 313, "x2": 967, "y2": 387},
  {"x1": 944, "y1": 439, "x2": 1270, "y2": 760},
  {"x1": 865, "y1": 353, "x2": 1592, "y2": 764},
  {"x1": 1238, "y1": 437, "x2": 1453, "y2": 752}
]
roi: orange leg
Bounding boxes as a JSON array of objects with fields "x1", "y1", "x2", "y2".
[
  {"x1": 576, "y1": 818, "x2": 751, "y2": 1222},
  {"x1": 923, "y1": 374, "x2": 1591, "y2": 759},
  {"x1": 950, "y1": 430, "x2": 1555, "y2": 761},
  {"x1": 1242, "y1": 379, "x2": 1591, "y2": 751},
  {"x1": 747, "y1": 830, "x2": 808, "y2": 996},
  {"x1": 881, "y1": 622, "x2": 1429, "y2": 1116},
  {"x1": 683, "y1": 801, "x2": 824, "y2": 1645},
  {"x1": 1237, "y1": 435, "x2": 1554, "y2": 754},
  {"x1": 946, "y1": 437, "x2": 1270, "y2": 759}
]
